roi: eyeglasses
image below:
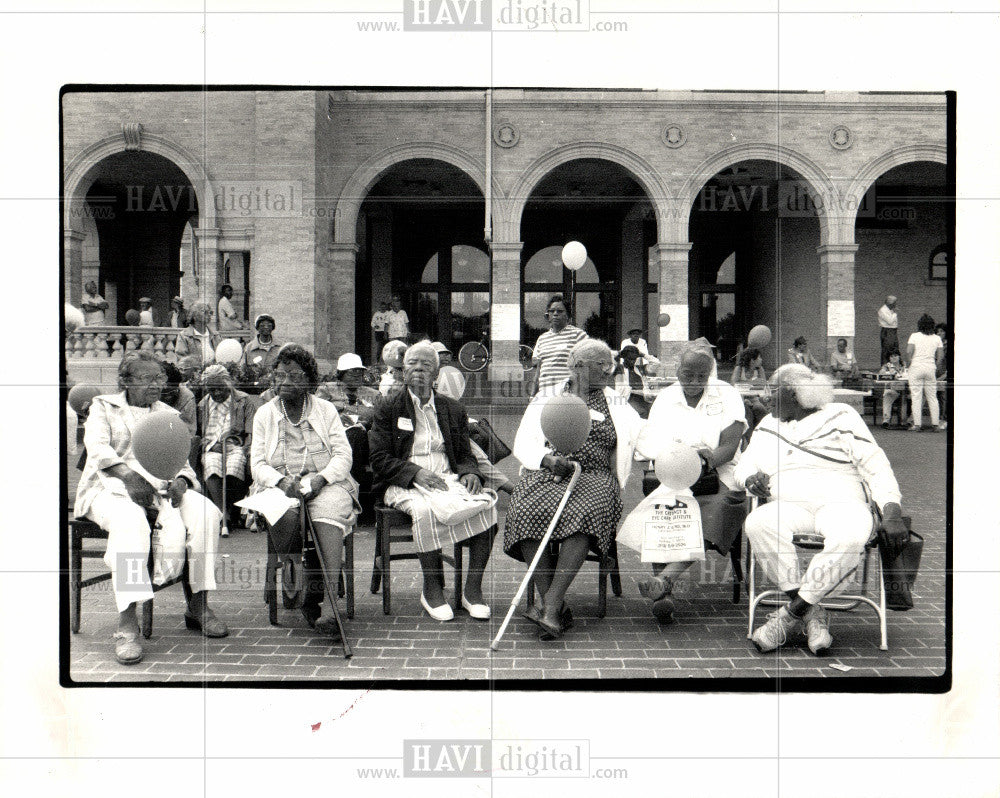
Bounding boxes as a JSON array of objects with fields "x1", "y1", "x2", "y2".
[
  {"x1": 130, "y1": 375, "x2": 167, "y2": 387},
  {"x1": 272, "y1": 369, "x2": 308, "y2": 385}
]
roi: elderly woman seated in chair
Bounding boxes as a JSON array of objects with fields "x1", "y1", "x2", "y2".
[
  {"x1": 735, "y1": 364, "x2": 909, "y2": 655},
  {"x1": 368, "y1": 341, "x2": 498, "y2": 622},
  {"x1": 249, "y1": 345, "x2": 359, "y2": 635},
  {"x1": 74, "y1": 352, "x2": 228, "y2": 666},
  {"x1": 505, "y1": 338, "x2": 642, "y2": 640},
  {"x1": 630, "y1": 341, "x2": 749, "y2": 623},
  {"x1": 198, "y1": 364, "x2": 260, "y2": 535}
]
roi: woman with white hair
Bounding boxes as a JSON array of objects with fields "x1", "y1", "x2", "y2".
[
  {"x1": 175, "y1": 301, "x2": 220, "y2": 365},
  {"x1": 735, "y1": 364, "x2": 909, "y2": 655},
  {"x1": 369, "y1": 341, "x2": 498, "y2": 621},
  {"x1": 505, "y1": 338, "x2": 642, "y2": 640}
]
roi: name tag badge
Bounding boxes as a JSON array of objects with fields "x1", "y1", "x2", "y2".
[
  {"x1": 397, "y1": 417, "x2": 414, "y2": 432},
  {"x1": 590, "y1": 409, "x2": 606, "y2": 422},
  {"x1": 705, "y1": 402, "x2": 723, "y2": 416}
]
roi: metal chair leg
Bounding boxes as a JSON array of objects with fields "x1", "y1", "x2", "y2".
[
  {"x1": 609, "y1": 540, "x2": 623, "y2": 597},
  {"x1": 140, "y1": 600, "x2": 154, "y2": 639},
  {"x1": 370, "y1": 521, "x2": 383, "y2": 594}
]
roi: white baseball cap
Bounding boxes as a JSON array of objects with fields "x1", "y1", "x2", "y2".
[
  {"x1": 431, "y1": 341, "x2": 451, "y2": 355},
  {"x1": 336, "y1": 353, "x2": 364, "y2": 371}
]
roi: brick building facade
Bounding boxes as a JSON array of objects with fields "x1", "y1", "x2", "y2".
[{"x1": 63, "y1": 89, "x2": 949, "y2": 375}]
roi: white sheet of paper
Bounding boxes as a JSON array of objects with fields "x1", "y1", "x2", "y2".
[{"x1": 235, "y1": 487, "x2": 300, "y2": 526}]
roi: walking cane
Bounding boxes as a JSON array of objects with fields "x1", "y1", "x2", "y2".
[
  {"x1": 220, "y1": 433, "x2": 229, "y2": 536},
  {"x1": 491, "y1": 461, "x2": 582, "y2": 651},
  {"x1": 300, "y1": 500, "x2": 353, "y2": 659}
]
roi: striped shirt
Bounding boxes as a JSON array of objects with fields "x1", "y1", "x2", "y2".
[{"x1": 534, "y1": 324, "x2": 587, "y2": 393}]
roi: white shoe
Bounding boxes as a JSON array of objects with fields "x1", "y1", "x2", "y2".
[
  {"x1": 461, "y1": 595, "x2": 491, "y2": 620},
  {"x1": 220, "y1": 526, "x2": 230, "y2": 538},
  {"x1": 420, "y1": 592, "x2": 454, "y2": 622},
  {"x1": 751, "y1": 606, "x2": 801, "y2": 653},
  {"x1": 803, "y1": 604, "x2": 833, "y2": 655}
]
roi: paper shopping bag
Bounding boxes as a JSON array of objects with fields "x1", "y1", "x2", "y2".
[{"x1": 639, "y1": 497, "x2": 705, "y2": 564}]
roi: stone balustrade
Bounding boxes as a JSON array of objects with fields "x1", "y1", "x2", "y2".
[{"x1": 65, "y1": 326, "x2": 253, "y2": 362}]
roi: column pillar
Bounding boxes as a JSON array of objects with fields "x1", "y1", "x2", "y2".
[
  {"x1": 817, "y1": 243, "x2": 859, "y2": 359},
  {"x1": 652, "y1": 241, "x2": 692, "y2": 375},
  {"x1": 64, "y1": 229, "x2": 86, "y2": 306},
  {"x1": 193, "y1": 227, "x2": 221, "y2": 310},
  {"x1": 327, "y1": 243, "x2": 359, "y2": 365},
  {"x1": 488, "y1": 241, "x2": 523, "y2": 383}
]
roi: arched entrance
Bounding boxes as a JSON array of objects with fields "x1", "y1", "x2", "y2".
[
  {"x1": 519, "y1": 158, "x2": 657, "y2": 347},
  {"x1": 71, "y1": 150, "x2": 198, "y2": 325},
  {"x1": 853, "y1": 160, "x2": 948, "y2": 366},
  {"x1": 354, "y1": 158, "x2": 487, "y2": 361},
  {"x1": 688, "y1": 159, "x2": 823, "y2": 366}
]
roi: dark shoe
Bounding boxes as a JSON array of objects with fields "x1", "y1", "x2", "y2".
[
  {"x1": 558, "y1": 605, "x2": 574, "y2": 632},
  {"x1": 651, "y1": 595, "x2": 676, "y2": 624},
  {"x1": 302, "y1": 605, "x2": 342, "y2": 640},
  {"x1": 521, "y1": 604, "x2": 545, "y2": 629},
  {"x1": 113, "y1": 630, "x2": 143, "y2": 665},
  {"x1": 637, "y1": 575, "x2": 672, "y2": 602},
  {"x1": 536, "y1": 614, "x2": 563, "y2": 641},
  {"x1": 184, "y1": 607, "x2": 230, "y2": 638}
]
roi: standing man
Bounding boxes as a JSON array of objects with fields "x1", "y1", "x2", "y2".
[
  {"x1": 878, "y1": 295, "x2": 899, "y2": 365},
  {"x1": 371, "y1": 301, "x2": 390, "y2": 361},
  {"x1": 137, "y1": 297, "x2": 155, "y2": 327},
  {"x1": 385, "y1": 294, "x2": 410, "y2": 343},
  {"x1": 81, "y1": 281, "x2": 109, "y2": 325},
  {"x1": 619, "y1": 327, "x2": 660, "y2": 364},
  {"x1": 169, "y1": 296, "x2": 188, "y2": 328},
  {"x1": 217, "y1": 284, "x2": 241, "y2": 331}
]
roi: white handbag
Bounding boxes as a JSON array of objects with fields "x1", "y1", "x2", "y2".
[{"x1": 414, "y1": 479, "x2": 498, "y2": 526}]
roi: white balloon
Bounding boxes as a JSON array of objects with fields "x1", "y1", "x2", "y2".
[
  {"x1": 65, "y1": 304, "x2": 86, "y2": 333},
  {"x1": 561, "y1": 241, "x2": 588, "y2": 272},
  {"x1": 215, "y1": 338, "x2": 244, "y2": 364}
]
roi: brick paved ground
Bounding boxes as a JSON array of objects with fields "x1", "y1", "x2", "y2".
[{"x1": 67, "y1": 412, "x2": 947, "y2": 684}]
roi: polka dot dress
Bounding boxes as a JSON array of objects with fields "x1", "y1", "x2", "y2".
[{"x1": 504, "y1": 390, "x2": 623, "y2": 561}]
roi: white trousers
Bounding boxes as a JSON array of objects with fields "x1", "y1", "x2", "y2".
[
  {"x1": 87, "y1": 489, "x2": 222, "y2": 612},
  {"x1": 744, "y1": 500, "x2": 874, "y2": 604},
  {"x1": 907, "y1": 363, "x2": 939, "y2": 427}
]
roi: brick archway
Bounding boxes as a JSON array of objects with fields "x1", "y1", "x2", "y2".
[
  {"x1": 332, "y1": 142, "x2": 503, "y2": 245},
  {"x1": 677, "y1": 144, "x2": 839, "y2": 246},
  {"x1": 502, "y1": 141, "x2": 670, "y2": 242},
  {"x1": 845, "y1": 143, "x2": 948, "y2": 214}
]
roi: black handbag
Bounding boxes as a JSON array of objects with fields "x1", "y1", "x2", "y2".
[
  {"x1": 878, "y1": 523, "x2": 923, "y2": 611},
  {"x1": 468, "y1": 417, "x2": 512, "y2": 464}
]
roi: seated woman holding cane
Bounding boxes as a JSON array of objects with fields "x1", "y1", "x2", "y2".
[
  {"x1": 198, "y1": 364, "x2": 260, "y2": 535},
  {"x1": 369, "y1": 341, "x2": 498, "y2": 621},
  {"x1": 74, "y1": 352, "x2": 228, "y2": 666},
  {"x1": 505, "y1": 339, "x2": 642, "y2": 640},
  {"x1": 628, "y1": 342, "x2": 748, "y2": 623},
  {"x1": 249, "y1": 345, "x2": 359, "y2": 635}
]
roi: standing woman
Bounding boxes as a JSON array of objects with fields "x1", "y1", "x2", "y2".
[
  {"x1": 250, "y1": 345, "x2": 359, "y2": 634},
  {"x1": 505, "y1": 339, "x2": 642, "y2": 639},
  {"x1": 175, "y1": 301, "x2": 221, "y2": 365},
  {"x1": 198, "y1": 364, "x2": 260, "y2": 534},
  {"x1": 530, "y1": 295, "x2": 588, "y2": 397},
  {"x1": 905, "y1": 313, "x2": 945, "y2": 431},
  {"x1": 74, "y1": 352, "x2": 228, "y2": 665}
]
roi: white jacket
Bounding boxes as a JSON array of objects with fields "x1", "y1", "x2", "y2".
[
  {"x1": 733, "y1": 403, "x2": 902, "y2": 512},
  {"x1": 513, "y1": 385, "x2": 642, "y2": 489},
  {"x1": 250, "y1": 396, "x2": 355, "y2": 490}
]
